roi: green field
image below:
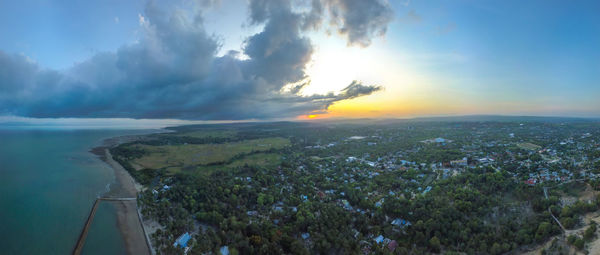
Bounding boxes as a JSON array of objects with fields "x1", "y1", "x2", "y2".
[
  {"x1": 173, "y1": 130, "x2": 237, "y2": 138},
  {"x1": 226, "y1": 153, "x2": 282, "y2": 168},
  {"x1": 129, "y1": 137, "x2": 289, "y2": 173},
  {"x1": 517, "y1": 142, "x2": 542, "y2": 150}
]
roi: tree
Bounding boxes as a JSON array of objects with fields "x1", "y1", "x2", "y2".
[
  {"x1": 567, "y1": 235, "x2": 577, "y2": 244},
  {"x1": 561, "y1": 217, "x2": 576, "y2": 229},
  {"x1": 573, "y1": 238, "x2": 585, "y2": 250},
  {"x1": 490, "y1": 242, "x2": 502, "y2": 255},
  {"x1": 257, "y1": 193, "x2": 266, "y2": 206},
  {"x1": 584, "y1": 221, "x2": 597, "y2": 240},
  {"x1": 429, "y1": 236, "x2": 441, "y2": 252},
  {"x1": 535, "y1": 222, "x2": 552, "y2": 241}
]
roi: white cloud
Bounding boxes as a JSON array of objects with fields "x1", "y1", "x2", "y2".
[{"x1": 138, "y1": 13, "x2": 146, "y2": 26}]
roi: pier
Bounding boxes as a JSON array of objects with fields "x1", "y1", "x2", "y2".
[
  {"x1": 72, "y1": 197, "x2": 138, "y2": 255},
  {"x1": 72, "y1": 199, "x2": 101, "y2": 255}
]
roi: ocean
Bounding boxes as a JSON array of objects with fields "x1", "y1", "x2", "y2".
[{"x1": 0, "y1": 128, "x2": 154, "y2": 254}]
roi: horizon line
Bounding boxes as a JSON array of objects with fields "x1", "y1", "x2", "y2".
[{"x1": 1, "y1": 114, "x2": 599, "y2": 130}]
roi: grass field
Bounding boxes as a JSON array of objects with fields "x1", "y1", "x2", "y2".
[
  {"x1": 128, "y1": 137, "x2": 289, "y2": 173},
  {"x1": 517, "y1": 142, "x2": 542, "y2": 150},
  {"x1": 173, "y1": 130, "x2": 237, "y2": 138},
  {"x1": 226, "y1": 153, "x2": 282, "y2": 168},
  {"x1": 190, "y1": 153, "x2": 283, "y2": 175}
]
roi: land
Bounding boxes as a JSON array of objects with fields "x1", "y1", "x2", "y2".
[
  {"x1": 107, "y1": 117, "x2": 600, "y2": 254},
  {"x1": 128, "y1": 137, "x2": 289, "y2": 173}
]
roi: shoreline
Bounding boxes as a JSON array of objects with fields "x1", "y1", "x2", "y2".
[{"x1": 90, "y1": 134, "x2": 155, "y2": 255}]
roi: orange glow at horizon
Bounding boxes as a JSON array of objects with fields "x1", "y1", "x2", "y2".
[{"x1": 295, "y1": 93, "x2": 470, "y2": 120}]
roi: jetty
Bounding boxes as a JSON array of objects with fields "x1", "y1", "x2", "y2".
[{"x1": 72, "y1": 197, "x2": 138, "y2": 255}]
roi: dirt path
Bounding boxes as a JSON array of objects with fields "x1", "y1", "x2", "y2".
[{"x1": 525, "y1": 184, "x2": 599, "y2": 255}]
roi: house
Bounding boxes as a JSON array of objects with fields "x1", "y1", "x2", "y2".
[
  {"x1": 317, "y1": 191, "x2": 326, "y2": 199},
  {"x1": 479, "y1": 157, "x2": 495, "y2": 164},
  {"x1": 387, "y1": 240, "x2": 398, "y2": 252},
  {"x1": 374, "y1": 235, "x2": 384, "y2": 244},
  {"x1": 301, "y1": 233, "x2": 310, "y2": 240},
  {"x1": 341, "y1": 199, "x2": 352, "y2": 210},
  {"x1": 220, "y1": 246, "x2": 229, "y2": 255},
  {"x1": 525, "y1": 179, "x2": 536, "y2": 185},
  {"x1": 391, "y1": 218, "x2": 411, "y2": 228},
  {"x1": 423, "y1": 186, "x2": 432, "y2": 194},
  {"x1": 422, "y1": 137, "x2": 450, "y2": 144},
  {"x1": 450, "y1": 157, "x2": 468, "y2": 167},
  {"x1": 173, "y1": 232, "x2": 192, "y2": 248},
  {"x1": 375, "y1": 198, "x2": 384, "y2": 208}
]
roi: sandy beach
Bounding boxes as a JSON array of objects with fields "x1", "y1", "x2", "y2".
[{"x1": 90, "y1": 135, "x2": 154, "y2": 255}]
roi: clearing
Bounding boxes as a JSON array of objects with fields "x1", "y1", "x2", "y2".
[
  {"x1": 518, "y1": 142, "x2": 542, "y2": 151},
  {"x1": 127, "y1": 137, "x2": 290, "y2": 173}
]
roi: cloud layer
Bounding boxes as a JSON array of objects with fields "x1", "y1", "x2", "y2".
[{"x1": 0, "y1": 0, "x2": 391, "y2": 120}]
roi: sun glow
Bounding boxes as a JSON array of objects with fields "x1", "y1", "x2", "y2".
[
  {"x1": 301, "y1": 37, "x2": 381, "y2": 96},
  {"x1": 298, "y1": 36, "x2": 449, "y2": 120}
]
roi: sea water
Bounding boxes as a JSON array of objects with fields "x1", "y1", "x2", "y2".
[{"x1": 0, "y1": 129, "x2": 155, "y2": 254}]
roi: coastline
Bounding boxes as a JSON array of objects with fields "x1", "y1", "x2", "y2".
[{"x1": 90, "y1": 134, "x2": 155, "y2": 255}]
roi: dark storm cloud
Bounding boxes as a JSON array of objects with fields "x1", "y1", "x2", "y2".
[
  {"x1": 0, "y1": 0, "x2": 390, "y2": 120},
  {"x1": 298, "y1": 0, "x2": 394, "y2": 46},
  {"x1": 323, "y1": 0, "x2": 394, "y2": 47}
]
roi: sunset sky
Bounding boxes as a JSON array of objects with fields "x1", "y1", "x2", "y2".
[{"x1": 1, "y1": 0, "x2": 599, "y2": 123}]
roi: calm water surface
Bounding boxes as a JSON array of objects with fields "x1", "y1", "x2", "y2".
[{"x1": 0, "y1": 129, "x2": 155, "y2": 254}]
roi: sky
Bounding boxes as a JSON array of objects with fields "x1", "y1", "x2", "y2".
[{"x1": 0, "y1": 0, "x2": 599, "y2": 124}]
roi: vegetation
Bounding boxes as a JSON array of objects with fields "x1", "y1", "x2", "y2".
[
  {"x1": 115, "y1": 137, "x2": 289, "y2": 174},
  {"x1": 109, "y1": 120, "x2": 600, "y2": 254}
]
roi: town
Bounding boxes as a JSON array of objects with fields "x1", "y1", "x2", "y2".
[{"x1": 110, "y1": 118, "x2": 600, "y2": 254}]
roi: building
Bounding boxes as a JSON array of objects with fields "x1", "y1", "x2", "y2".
[
  {"x1": 387, "y1": 240, "x2": 398, "y2": 252},
  {"x1": 173, "y1": 232, "x2": 191, "y2": 248},
  {"x1": 301, "y1": 233, "x2": 310, "y2": 240},
  {"x1": 423, "y1": 186, "x2": 432, "y2": 194},
  {"x1": 450, "y1": 157, "x2": 468, "y2": 167},
  {"x1": 220, "y1": 246, "x2": 229, "y2": 255},
  {"x1": 391, "y1": 218, "x2": 411, "y2": 228},
  {"x1": 374, "y1": 235, "x2": 384, "y2": 244}
]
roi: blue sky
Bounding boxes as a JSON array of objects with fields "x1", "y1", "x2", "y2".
[
  {"x1": 0, "y1": 0, "x2": 144, "y2": 69},
  {"x1": 0, "y1": 0, "x2": 599, "y2": 121}
]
